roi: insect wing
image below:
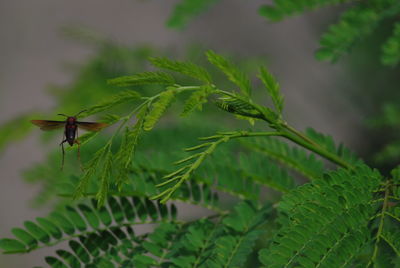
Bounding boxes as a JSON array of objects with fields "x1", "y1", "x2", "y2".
[
  {"x1": 76, "y1": 121, "x2": 108, "y2": 132},
  {"x1": 31, "y1": 120, "x2": 65, "y2": 131}
]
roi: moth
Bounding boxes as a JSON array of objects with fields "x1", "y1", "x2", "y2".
[{"x1": 31, "y1": 110, "x2": 108, "y2": 170}]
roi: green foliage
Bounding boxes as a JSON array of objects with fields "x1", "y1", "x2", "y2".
[
  {"x1": 0, "y1": 197, "x2": 177, "y2": 254},
  {"x1": 315, "y1": 5, "x2": 380, "y2": 62},
  {"x1": 80, "y1": 90, "x2": 141, "y2": 118},
  {"x1": 242, "y1": 137, "x2": 325, "y2": 180},
  {"x1": 167, "y1": 0, "x2": 220, "y2": 29},
  {"x1": 260, "y1": 0, "x2": 400, "y2": 65},
  {"x1": 144, "y1": 89, "x2": 176, "y2": 131},
  {"x1": 258, "y1": 66, "x2": 283, "y2": 114},
  {"x1": 151, "y1": 132, "x2": 233, "y2": 203},
  {"x1": 181, "y1": 85, "x2": 214, "y2": 116},
  {"x1": 206, "y1": 50, "x2": 252, "y2": 97},
  {"x1": 259, "y1": 0, "x2": 350, "y2": 22},
  {"x1": 305, "y1": 128, "x2": 361, "y2": 165},
  {"x1": 366, "y1": 103, "x2": 400, "y2": 165},
  {"x1": 164, "y1": 1, "x2": 400, "y2": 65},
  {"x1": 381, "y1": 22, "x2": 400, "y2": 66},
  {"x1": 259, "y1": 164, "x2": 382, "y2": 267},
  {"x1": 107, "y1": 71, "x2": 176, "y2": 87},
  {"x1": 149, "y1": 57, "x2": 212, "y2": 83},
  {"x1": 381, "y1": 230, "x2": 400, "y2": 256},
  {"x1": 74, "y1": 144, "x2": 111, "y2": 202},
  {"x1": 114, "y1": 107, "x2": 147, "y2": 190},
  {"x1": 2, "y1": 38, "x2": 398, "y2": 267},
  {"x1": 204, "y1": 138, "x2": 296, "y2": 195}
]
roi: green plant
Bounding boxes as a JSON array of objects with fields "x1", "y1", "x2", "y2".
[
  {"x1": 1, "y1": 48, "x2": 400, "y2": 267},
  {"x1": 167, "y1": 0, "x2": 400, "y2": 66}
]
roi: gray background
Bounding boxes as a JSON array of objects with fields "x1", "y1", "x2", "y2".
[{"x1": 0, "y1": 1, "x2": 361, "y2": 267}]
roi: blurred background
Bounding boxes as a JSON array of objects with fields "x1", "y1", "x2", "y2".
[{"x1": 1, "y1": 0, "x2": 396, "y2": 267}]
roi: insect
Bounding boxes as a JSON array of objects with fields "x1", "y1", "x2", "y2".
[{"x1": 31, "y1": 110, "x2": 108, "y2": 170}]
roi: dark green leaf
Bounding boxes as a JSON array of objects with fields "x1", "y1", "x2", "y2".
[
  {"x1": 0, "y1": 238, "x2": 27, "y2": 253},
  {"x1": 23, "y1": 221, "x2": 50, "y2": 244},
  {"x1": 10, "y1": 228, "x2": 37, "y2": 250},
  {"x1": 56, "y1": 249, "x2": 81, "y2": 268},
  {"x1": 36, "y1": 217, "x2": 62, "y2": 240},
  {"x1": 120, "y1": 197, "x2": 135, "y2": 221},
  {"x1": 45, "y1": 256, "x2": 68, "y2": 268},
  {"x1": 69, "y1": 240, "x2": 90, "y2": 264},
  {"x1": 108, "y1": 197, "x2": 125, "y2": 224},
  {"x1": 49, "y1": 212, "x2": 75, "y2": 235},
  {"x1": 91, "y1": 199, "x2": 112, "y2": 226},
  {"x1": 65, "y1": 206, "x2": 87, "y2": 232},
  {"x1": 78, "y1": 204, "x2": 100, "y2": 229}
]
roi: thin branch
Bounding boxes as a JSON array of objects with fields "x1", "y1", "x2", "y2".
[{"x1": 368, "y1": 181, "x2": 391, "y2": 267}]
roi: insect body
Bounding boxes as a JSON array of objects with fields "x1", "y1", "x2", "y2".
[
  {"x1": 65, "y1": 116, "x2": 78, "y2": 146},
  {"x1": 31, "y1": 110, "x2": 107, "y2": 170}
]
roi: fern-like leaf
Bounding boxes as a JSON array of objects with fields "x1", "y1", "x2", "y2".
[
  {"x1": 206, "y1": 50, "x2": 252, "y2": 97},
  {"x1": 315, "y1": 0, "x2": 400, "y2": 62},
  {"x1": 152, "y1": 201, "x2": 272, "y2": 267},
  {"x1": 107, "y1": 71, "x2": 176, "y2": 86},
  {"x1": 143, "y1": 89, "x2": 175, "y2": 131},
  {"x1": 114, "y1": 106, "x2": 147, "y2": 189},
  {"x1": 149, "y1": 57, "x2": 212, "y2": 83},
  {"x1": 74, "y1": 144, "x2": 111, "y2": 200},
  {"x1": 96, "y1": 150, "x2": 113, "y2": 207},
  {"x1": 0, "y1": 197, "x2": 177, "y2": 255},
  {"x1": 80, "y1": 90, "x2": 141, "y2": 118},
  {"x1": 181, "y1": 85, "x2": 214, "y2": 116},
  {"x1": 259, "y1": 164, "x2": 381, "y2": 267},
  {"x1": 259, "y1": 0, "x2": 352, "y2": 21},
  {"x1": 258, "y1": 66, "x2": 284, "y2": 113},
  {"x1": 305, "y1": 128, "x2": 361, "y2": 165},
  {"x1": 242, "y1": 137, "x2": 325, "y2": 180},
  {"x1": 381, "y1": 230, "x2": 400, "y2": 256}
]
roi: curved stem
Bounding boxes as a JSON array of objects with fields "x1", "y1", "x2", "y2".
[
  {"x1": 214, "y1": 88, "x2": 353, "y2": 169},
  {"x1": 368, "y1": 181, "x2": 390, "y2": 267},
  {"x1": 282, "y1": 131, "x2": 352, "y2": 169}
]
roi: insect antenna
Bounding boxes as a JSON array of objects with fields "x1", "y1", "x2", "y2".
[
  {"x1": 74, "y1": 109, "x2": 87, "y2": 118},
  {"x1": 57, "y1": 113, "x2": 69, "y2": 117}
]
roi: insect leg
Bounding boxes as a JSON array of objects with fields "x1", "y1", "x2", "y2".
[{"x1": 59, "y1": 136, "x2": 67, "y2": 171}]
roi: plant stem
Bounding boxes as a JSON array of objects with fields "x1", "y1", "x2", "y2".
[
  {"x1": 367, "y1": 181, "x2": 390, "y2": 267},
  {"x1": 283, "y1": 124, "x2": 320, "y2": 148},
  {"x1": 214, "y1": 88, "x2": 353, "y2": 169},
  {"x1": 282, "y1": 131, "x2": 352, "y2": 169}
]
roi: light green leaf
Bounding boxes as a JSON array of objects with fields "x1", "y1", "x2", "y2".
[
  {"x1": 78, "y1": 204, "x2": 100, "y2": 229},
  {"x1": 181, "y1": 86, "x2": 213, "y2": 116},
  {"x1": 108, "y1": 71, "x2": 175, "y2": 86},
  {"x1": 149, "y1": 57, "x2": 212, "y2": 83},
  {"x1": 143, "y1": 90, "x2": 175, "y2": 131},
  {"x1": 0, "y1": 238, "x2": 27, "y2": 253},
  {"x1": 80, "y1": 90, "x2": 141, "y2": 118},
  {"x1": 11, "y1": 228, "x2": 37, "y2": 249},
  {"x1": 258, "y1": 66, "x2": 283, "y2": 113},
  {"x1": 206, "y1": 50, "x2": 251, "y2": 97},
  {"x1": 23, "y1": 221, "x2": 50, "y2": 244}
]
